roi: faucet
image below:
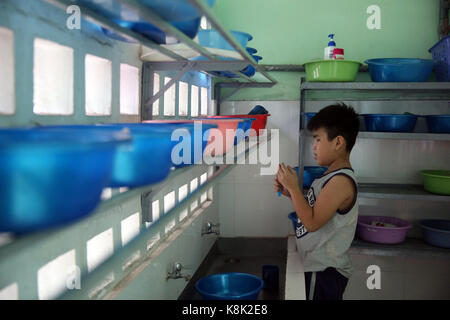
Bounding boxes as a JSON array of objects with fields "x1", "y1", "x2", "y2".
[
  {"x1": 202, "y1": 222, "x2": 220, "y2": 236},
  {"x1": 166, "y1": 262, "x2": 191, "y2": 281}
]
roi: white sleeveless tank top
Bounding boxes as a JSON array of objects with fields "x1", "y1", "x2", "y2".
[{"x1": 294, "y1": 167, "x2": 359, "y2": 278}]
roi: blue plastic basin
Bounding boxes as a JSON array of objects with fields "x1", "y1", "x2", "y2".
[
  {"x1": 231, "y1": 118, "x2": 255, "y2": 144},
  {"x1": 216, "y1": 55, "x2": 262, "y2": 78},
  {"x1": 141, "y1": 122, "x2": 217, "y2": 167},
  {"x1": 80, "y1": 0, "x2": 216, "y2": 44},
  {"x1": 0, "y1": 127, "x2": 131, "y2": 233},
  {"x1": 246, "y1": 47, "x2": 257, "y2": 55},
  {"x1": 363, "y1": 114, "x2": 418, "y2": 132},
  {"x1": 195, "y1": 273, "x2": 264, "y2": 300},
  {"x1": 197, "y1": 29, "x2": 253, "y2": 51},
  {"x1": 40, "y1": 124, "x2": 178, "y2": 188},
  {"x1": 288, "y1": 212, "x2": 298, "y2": 233},
  {"x1": 424, "y1": 115, "x2": 450, "y2": 133},
  {"x1": 365, "y1": 58, "x2": 435, "y2": 82},
  {"x1": 303, "y1": 166, "x2": 327, "y2": 188},
  {"x1": 418, "y1": 219, "x2": 450, "y2": 248}
]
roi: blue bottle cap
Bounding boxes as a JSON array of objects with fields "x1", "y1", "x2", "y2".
[{"x1": 328, "y1": 34, "x2": 336, "y2": 46}]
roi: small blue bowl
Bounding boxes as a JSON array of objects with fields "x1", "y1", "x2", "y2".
[
  {"x1": 363, "y1": 114, "x2": 418, "y2": 132},
  {"x1": 197, "y1": 29, "x2": 253, "y2": 51},
  {"x1": 195, "y1": 272, "x2": 264, "y2": 300},
  {"x1": 246, "y1": 47, "x2": 257, "y2": 55},
  {"x1": 365, "y1": 58, "x2": 435, "y2": 82},
  {"x1": 303, "y1": 112, "x2": 316, "y2": 126},
  {"x1": 303, "y1": 166, "x2": 327, "y2": 188},
  {"x1": 288, "y1": 212, "x2": 298, "y2": 233},
  {"x1": 418, "y1": 219, "x2": 450, "y2": 248},
  {"x1": 424, "y1": 115, "x2": 450, "y2": 133},
  {"x1": 0, "y1": 127, "x2": 131, "y2": 233}
]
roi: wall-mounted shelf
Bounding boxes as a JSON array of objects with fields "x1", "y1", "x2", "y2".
[
  {"x1": 302, "y1": 129, "x2": 450, "y2": 141},
  {"x1": 303, "y1": 183, "x2": 449, "y2": 202},
  {"x1": 298, "y1": 78, "x2": 450, "y2": 262},
  {"x1": 350, "y1": 238, "x2": 450, "y2": 260},
  {"x1": 45, "y1": 0, "x2": 278, "y2": 120}
]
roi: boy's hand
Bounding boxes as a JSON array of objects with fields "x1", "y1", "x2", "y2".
[
  {"x1": 274, "y1": 177, "x2": 291, "y2": 198},
  {"x1": 277, "y1": 163, "x2": 300, "y2": 193}
]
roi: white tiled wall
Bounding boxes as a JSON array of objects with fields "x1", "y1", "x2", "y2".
[{"x1": 218, "y1": 101, "x2": 299, "y2": 237}]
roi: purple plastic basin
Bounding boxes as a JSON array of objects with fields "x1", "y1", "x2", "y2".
[{"x1": 357, "y1": 216, "x2": 412, "y2": 244}]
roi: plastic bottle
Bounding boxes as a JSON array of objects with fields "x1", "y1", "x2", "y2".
[{"x1": 324, "y1": 34, "x2": 336, "y2": 60}]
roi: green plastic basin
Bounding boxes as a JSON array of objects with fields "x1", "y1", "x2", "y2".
[
  {"x1": 303, "y1": 60, "x2": 362, "y2": 82},
  {"x1": 420, "y1": 170, "x2": 450, "y2": 196}
]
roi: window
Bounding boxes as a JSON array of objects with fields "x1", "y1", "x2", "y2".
[
  {"x1": 121, "y1": 212, "x2": 140, "y2": 246},
  {"x1": 152, "y1": 73, "x2": 160, "y2": 116},
  {"x1": 178, "y1": 81, "x2": 188, "y2": 116},
  {"x1": 33, "y1": 38, "x2": 74, "y2": 115},
  {"x1": 86, "y1": 228, "x2": 114, "y2": 273},
  {"x1": 163, "y1": 77, "x2": 175, "y2": 116},
  {"x1": 120, "y1": 63, "x2": 140, "y2": 115},
  {"x1": 37, "y1": 249, "x2": 76, "y2": 300},
  {"x1": 190, "y1": 85, "x2": 199, "y2": 117},
  {"x1": 164, "y1": 191, "x2": 176, "y2": 214},
  {"x1": 85, "y1": 54, "x2": 112, "y2": 116},
  {"x1": 200, "y1": 87, "x2": 208, "y2": 115},
  {"x1": 0, "y1": 27, "x2": 14, "y2": 115}
]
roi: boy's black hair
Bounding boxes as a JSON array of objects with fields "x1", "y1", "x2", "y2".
[{"x1": 307, "y1": 103, "x2": 359, "y2": 152}]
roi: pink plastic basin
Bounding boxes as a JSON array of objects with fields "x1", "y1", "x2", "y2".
[
  {"x1": 357, "y1": 216, "x2": 412, "y2": 244},
  {"x1": 192, "y1": 118, "x2": 242, "y2": 156},
  {"x1": 143, "y1": 119, "x2": 242, "y2": 157},
  {"x1": 203, "y1": 114, "x2": 270, "y2": 136}
]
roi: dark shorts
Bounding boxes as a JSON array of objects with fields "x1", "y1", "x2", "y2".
[{"x1": 305, "y1": 267, "x2": 349, "y2": 300}]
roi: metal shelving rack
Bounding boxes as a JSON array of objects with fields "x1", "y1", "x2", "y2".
[
  {"x1": 298, "y1": 77, "x2": 450, "y2": 256},
  {"x1": 44, "y1": 0, "x2": 278, "y2": 119},
  {"x1": 0, "y1": 0, "x2": 279, "y2": 299},
  {"x1": 298, "y1": 77, "x2": 450, "y2": 202}
]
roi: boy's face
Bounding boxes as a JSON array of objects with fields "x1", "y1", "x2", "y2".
[{"x1": 312, "y1": 127, "x2": 338, "y2": 166}]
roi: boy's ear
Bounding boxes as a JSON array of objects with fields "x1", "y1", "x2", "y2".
[{"x1": 335, "y1": 135, "x2": 346, "y2": 150}]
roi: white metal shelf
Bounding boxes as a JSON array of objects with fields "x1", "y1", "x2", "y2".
[
  {"x1": 301, "y1": 81, "x2": 450, "y2": 91},
  {"x1": 350, "y1": 238, "x2": 450, "y2": 260},
  {"x1": 302, "y1": 129, "x2": 450, "y2": 141},
  {"x1": 302, "y1": 183, "x2": 449, "y2": 202}
]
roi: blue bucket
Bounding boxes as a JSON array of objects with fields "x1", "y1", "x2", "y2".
[{"x1": 195, "y1": 273, "x2": 264, "y2": 300}]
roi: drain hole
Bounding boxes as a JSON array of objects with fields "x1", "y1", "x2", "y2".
[{"x1": 224, "y1": 257, "x2": 240, "y2": 264}]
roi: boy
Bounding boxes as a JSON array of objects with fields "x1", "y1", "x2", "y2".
[{"x1": 274, "y1": 103, "x2": 359, "y2": 300}]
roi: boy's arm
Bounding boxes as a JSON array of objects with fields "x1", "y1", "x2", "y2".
[{"x1": 278, "y1": 164, "x2": 354, "y2": 232}]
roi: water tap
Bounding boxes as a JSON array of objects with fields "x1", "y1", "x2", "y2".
[
  {"x1": 166, "y1": 262, "x2": 191, "y2": 281},
  {"x1": 202, "y1": 222, "x2": 220, "y2": 236}
]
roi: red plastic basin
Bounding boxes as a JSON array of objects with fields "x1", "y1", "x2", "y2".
[
  {"x1": 192, "y1": 118, "x2": 242, "y2": 156},
  {"x1": 204, "y1": 114, "x2": 270, "y2": 136}
]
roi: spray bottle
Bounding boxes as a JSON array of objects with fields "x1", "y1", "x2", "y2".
[{"x1": 324, "y1": 34, "x2": 336, "y2": 60}]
